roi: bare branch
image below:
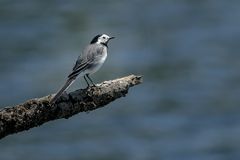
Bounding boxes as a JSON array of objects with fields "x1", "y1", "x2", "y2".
[{"x1": 0, "y1": 75, "x2": 142, "y2": 139}]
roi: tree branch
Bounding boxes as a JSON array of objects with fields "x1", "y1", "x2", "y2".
[{"x1": 0, "y1": 75, "x2": 142, "y2": 139}]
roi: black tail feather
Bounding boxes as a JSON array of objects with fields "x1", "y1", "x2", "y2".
[{"x1": 50, "y1": 78, "x2": 75, "y2": 104}]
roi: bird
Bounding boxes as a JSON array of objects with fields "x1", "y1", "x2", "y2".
[{"x1": 50, "y1": 34, "x2": 115, "y2": 104}]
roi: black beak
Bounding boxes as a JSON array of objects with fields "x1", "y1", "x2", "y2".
[{"x1": 109, "y1": 37, "x2": 115, "y2": 40}]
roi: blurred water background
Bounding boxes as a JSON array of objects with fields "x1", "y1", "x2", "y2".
[{"x1": 1, "y1": 0, "x2": 240, "y2": 160}]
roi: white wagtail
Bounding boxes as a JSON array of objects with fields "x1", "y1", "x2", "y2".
[{"x1": 50, "y1": 34, "x2": 115, "y2": 103}]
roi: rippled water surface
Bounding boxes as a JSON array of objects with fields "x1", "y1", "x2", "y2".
[{"x1": 1, "y1": 1, "x2": 240, "y2": 160}]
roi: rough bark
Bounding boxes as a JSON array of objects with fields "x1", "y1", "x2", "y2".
[{"x1": 0, "y1": 75, "x2": 142, "y2": 139}]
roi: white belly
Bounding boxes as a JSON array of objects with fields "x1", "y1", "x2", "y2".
[
  {"x1": 90, "y1": 52, "x2": 107, "y2": 74},
  {"x1": 81, "y1": 51, "x2": 107, "y2": 75}
]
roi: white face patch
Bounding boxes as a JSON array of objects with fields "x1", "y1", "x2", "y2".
[{"x1": 97, "y1": 34, "x2": 111, "y2": 44}]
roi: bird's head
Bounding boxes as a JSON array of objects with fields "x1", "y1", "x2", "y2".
[{"x1": 90, "y1": 34, "x2": 115, "y2": 46}]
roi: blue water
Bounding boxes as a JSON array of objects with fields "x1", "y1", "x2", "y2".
[{"x1": 1, "y1": 1, "x2": 240, "y2": 160}]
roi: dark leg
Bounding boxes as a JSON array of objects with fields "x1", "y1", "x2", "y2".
[
  {"x1": 84, "y1": 75, "x2": 90, "y2": 87},
  {"x1": 86, "y1": 74, "x2": 96, "y2": 86}
]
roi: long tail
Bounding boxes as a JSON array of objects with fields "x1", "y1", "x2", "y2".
[{"x1": 50, "y1": 78, "x2": 75, "y2": 104}]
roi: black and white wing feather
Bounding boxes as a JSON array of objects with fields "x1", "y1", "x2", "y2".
[{"x1": 50, "y1": 44, "x2": 105, "y2": 103}]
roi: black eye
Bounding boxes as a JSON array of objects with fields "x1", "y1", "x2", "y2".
[{"x1": 103, "y1": 37, "x2": 106, "y2": 39}]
